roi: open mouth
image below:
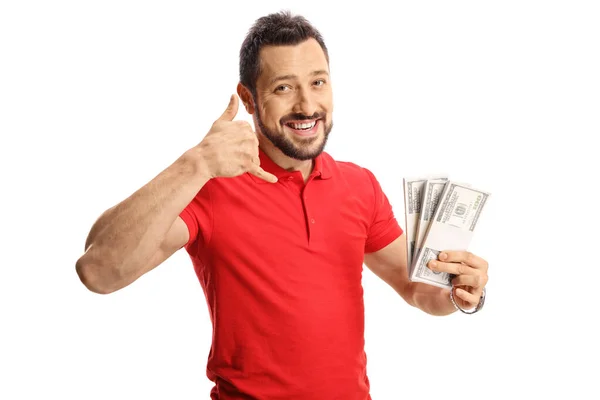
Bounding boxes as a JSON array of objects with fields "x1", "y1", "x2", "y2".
[
  {"x1": 284, "y1": 119, "x2": 320, "y2": 136},
  {"x1": 286, "y1": 120, "x2": 317, "y2": 130}
]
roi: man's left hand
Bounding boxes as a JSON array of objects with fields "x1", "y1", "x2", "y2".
[{"x1": 428, "y1": 251, "x2": 488, "y2": 310}]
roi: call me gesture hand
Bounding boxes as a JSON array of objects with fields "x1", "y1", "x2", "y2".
[
  {"x1": 428, "y1": 251, "x2": 489, "y2": 311},
  {"x1": 196, "y1": 94, "x2": 278, "y2": 183}
]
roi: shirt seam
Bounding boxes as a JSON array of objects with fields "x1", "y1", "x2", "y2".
[
  {"x1": 365, "y1": 168, "x2": 378, "y2": 231},
  {"x1": 206, "y1": 181, "x2": 214, "y2": 248}
]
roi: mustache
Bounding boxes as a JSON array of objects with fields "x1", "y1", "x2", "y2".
[{"x1": 281, "y1": 112, "x2": 325, "y2": 124}]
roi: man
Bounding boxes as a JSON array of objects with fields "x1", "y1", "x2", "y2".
[{"x1": 76, "y1": 10, "x2": 489, "y2": 400}]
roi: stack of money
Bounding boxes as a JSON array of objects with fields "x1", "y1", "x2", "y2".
[{"x1": 403, "y1": 177, "x2": 490, "y2": 289}]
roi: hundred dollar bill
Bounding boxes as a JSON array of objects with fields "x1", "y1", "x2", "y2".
[
  {"x1": 410, "y1": 182, "x2": 490, "y2": 289},
  {"x1": 403, "y1": 175, "x2": 447, "y2": 276},
  {"x1": 413, "y1": 180, "x2": 470, "y2": 261},
  {"x1": 414, "y1": 179, "x2": 448, "y2": 261}
]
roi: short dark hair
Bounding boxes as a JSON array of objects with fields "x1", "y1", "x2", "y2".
[{"x1": 239, "y1": 10, "x2": 330, "y2": 98}]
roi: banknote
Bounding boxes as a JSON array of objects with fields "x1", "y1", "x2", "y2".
[
  {"x1": 413, "y1": 179, "x2": 448, "y2": 262},
  {"x1": 409, "y1": 182, "x2": 490, "y2": 289},
  {"x1": 403, "y1": 175, "x2": 447, "y2": 276}
]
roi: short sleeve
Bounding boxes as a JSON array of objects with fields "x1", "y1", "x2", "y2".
[
  {"x1": 178, "y1": 182, "x2": 213, "y2": 254},
  {"x1": 363, "y1": 168, "x2": 403, "y2": 253}
]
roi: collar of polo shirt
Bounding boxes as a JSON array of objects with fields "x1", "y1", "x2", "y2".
[{"x1": 249, "y1": 147, "x2": 333, "y2": 183}]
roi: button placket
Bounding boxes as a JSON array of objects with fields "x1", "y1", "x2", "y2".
[{"x1": 302, "y1": 185, "x2": 318, "y2": 245}]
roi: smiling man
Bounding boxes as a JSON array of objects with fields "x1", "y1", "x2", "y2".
[
  {"x1": 76, "y1": 10, "x2": 489, "y2": 400},
  {"x1": 244, "y1": 33, "x2": 334, "y2": 174}
]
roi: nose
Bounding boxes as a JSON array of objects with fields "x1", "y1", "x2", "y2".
[{"x1": 293, "y1": 87, "x2": 318, "y2": 117}]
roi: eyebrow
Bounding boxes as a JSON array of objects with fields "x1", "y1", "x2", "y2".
[{"x1": 269, "y1": 70, "x2": 329, "y2": 86}]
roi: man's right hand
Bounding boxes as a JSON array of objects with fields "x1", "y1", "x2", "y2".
[{"x1": 196, "y1": 94, "x2": 278, "y2": 183}]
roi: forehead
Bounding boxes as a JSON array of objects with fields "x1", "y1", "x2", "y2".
[{"x1": 257, "y1": 38, "x2": 329, "y2": 86}]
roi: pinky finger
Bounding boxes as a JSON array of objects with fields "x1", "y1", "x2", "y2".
[{"x1": 249, "y1": 164, "x2": 278, "y2": 183}]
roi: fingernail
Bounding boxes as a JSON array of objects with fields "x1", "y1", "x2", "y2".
[
  {"x1": 439, "y1": 252, "x2": 447, "y2": 261},
  {"x1": 429, "y1": 261, "x2": 437, "y2": 269}
]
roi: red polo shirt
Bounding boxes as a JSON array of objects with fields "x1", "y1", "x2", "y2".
[{"x1": 179, "y1": 147, "x2": 403, "y2": 400}]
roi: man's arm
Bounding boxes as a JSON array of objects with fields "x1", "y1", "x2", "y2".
[
  {"x1": 76, "y1": 94, "x2": 278, "y2": 295},
  {"x1": 364, "y1": 234, "x2": 489, "y2": 315},
  {"x1": 76, "y1": 150, "x2": 211, "y2": 294},
  {"x1": 364, "y1": 234, "x2": 457, "y2": 316}
]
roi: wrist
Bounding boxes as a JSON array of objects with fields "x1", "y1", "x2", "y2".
[
  {"x1": 450, "y1": 287, "x2": 486, "y2": 314},
  {"x1": 184, "y1": 146, "x2": 214, "y2": 182}
]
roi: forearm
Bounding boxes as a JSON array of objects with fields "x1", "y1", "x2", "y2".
[
  {"x1": 77, "y1": 148, "x2": 210, "y2": 289},
  {"x1": 408, "y1": 282, "x2": 456, "y2": 316}
]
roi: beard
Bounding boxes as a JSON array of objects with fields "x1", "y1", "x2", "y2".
[{"x1": 254, "y1": 99, "x2": 333, "y2": 161}]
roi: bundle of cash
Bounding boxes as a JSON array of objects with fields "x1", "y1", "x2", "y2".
[{"x1": 403, "y1": 177, "x2": 490, "y2": 289}]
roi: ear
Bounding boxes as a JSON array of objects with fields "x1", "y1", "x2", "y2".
[{"x1": 237, "y1": 83, "x2": 256, "y2": 115}]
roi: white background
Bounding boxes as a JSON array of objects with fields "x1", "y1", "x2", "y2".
[{"x1": 1, "y1": 1, "x2": 599, "y2": 399}]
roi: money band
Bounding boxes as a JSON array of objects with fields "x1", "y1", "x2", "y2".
[{"x1": 450, "y1": 287, "x2": 486, "y2": 314}]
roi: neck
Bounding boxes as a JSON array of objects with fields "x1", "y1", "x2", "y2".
[{"x1": 258, "y1": 137, "x2": 314, "y2": 181}]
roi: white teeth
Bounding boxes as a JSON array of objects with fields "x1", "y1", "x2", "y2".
[{"x1": 289, "y1": 121, "x2": 316, "y2": 130}]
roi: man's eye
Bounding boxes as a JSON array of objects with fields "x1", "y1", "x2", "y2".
[
  {"x1": 314, "y1": 79, "x2": 326, "y2": 86},
  {"x1": 276, "y1": 85, "x2": 289, "y2": 92}
]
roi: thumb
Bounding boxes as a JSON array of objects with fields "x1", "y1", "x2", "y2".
[{"x1": 217, "y1": 94, "x2": 239, "y2": 121}]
